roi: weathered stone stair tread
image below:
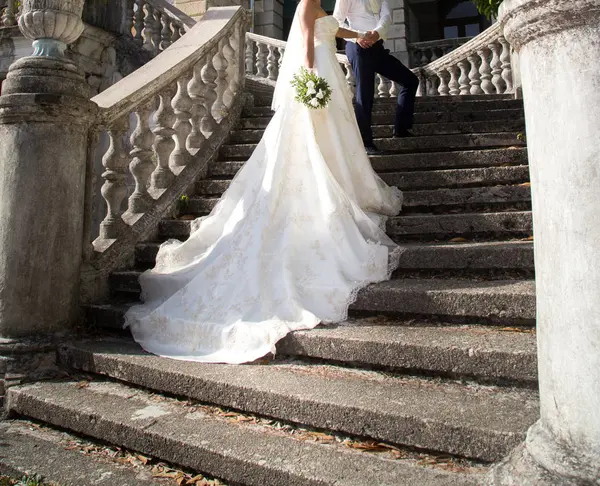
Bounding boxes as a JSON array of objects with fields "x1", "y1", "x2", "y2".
[
  {"x1": 231, "y1": 119, "x2": 525, "y2": 142},
  {"x1": 106, "y1": 272, "x2": 535, "y2": 320},
  {"x1": 353, "y1": 278, "x2": 536, "y2": 320},
  {"x1": 198, "y1": 166, "x2": 530, "y2": 195},
  {"x1": 8, "y1": 381, "x2": 484, "y2": 486},
  {"x1": 220, "y1": 133, "x2": 525, "y2": 158},
  {"x1": 387, "y1": 211, "x2": 533, "y2": 237},
  {"x1": 243, "y1": 99, "x2": 524, "y2": 117},
  {"x1": 54, "y1": 338, "x2": 538, "y2": 461},
  {"x1": 135, "y1": 240, "x2": 534, "y2": 271},
  {"x1": 238, "y1": 108, "x2": 525, "y2": 130},
  {"x1": 278, "y1": 320, "x2": 537, "y2": 383},
  {"x1": 211, "y1": 148, "x2": 528, "y2": 178},
  {"x1": 0, "y1": 420, "x2": 167, "y2": 486}
]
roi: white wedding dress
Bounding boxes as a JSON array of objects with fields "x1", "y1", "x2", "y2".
[{"x1": 125, "y1": 15, "x2": 404, "y2": 363}]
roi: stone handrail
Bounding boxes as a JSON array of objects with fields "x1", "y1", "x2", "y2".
[
  {"x1": 416, "y1": 22, "x2": 514, "y2": 96},
  {"x1": 82, "y1": 6, "x2": 247, "y2": 301},
  {"x1": 245, "y1": 23, "x2": 514, "y2": 98},
  {"x1": 408, "y1": 37, "x2": 473, "y2": 68}
]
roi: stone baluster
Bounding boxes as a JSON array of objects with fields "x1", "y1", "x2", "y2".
[
  {"x1": 277, "y1": 46, "x2": 285, "y2": 72},
  {"x1": 448, "y1": 65, "x2": 460, "y2": 96},
  {"x1": 245, "y1": 39, "x2": 255, "y2": 74},
  {"x1": 188, "y1": 63, "x2": 208, "y2": 153},
  {"x1": 178, "y1": 26, "x2": 186, "y2": 38},
  {"x1": 489, "y1": 41, "x2": 506, "y2": 94},
  {"x1": 426, "y1": 75, "x2": 437, "y2": 96},
  {"x1": 142, "y1": 4, "x2": 156, "y2": 53},
  {"x1": 152, "y1": 9, "x2": 162, "y2": 53},
  {"x1": 478, "y1": 48, "x2": 494, "y2": 94},
  {"x1": 99, "y1": 121, "x2": 130, "y2": 238},
  {"x1": 128, "y1": 102, "x2": 155, "y2": 213},
  {"x1": 458, "y1": 60, "x2": 470, "y2": 95},
  {"x1": 437, "y1": 69, "x2": 449, "y2": 96},
  {"x1": 171, "y1": 23, "x2": 181, "y2": 43},
  {"x1": 390, "y1": 81, "x2": 398, "y2": 97},
  {"x1": 255, "y1": 42, "x2": 267, "y2": 78},
  {"x1": 160, "y1": 14, "x2": 173, "y2": 50},
  {"x1": 123, "y1": 0, "x2": 135, "y2": 38},
  {"x1": 133, "y1": 0, "x2": 146, "y2": 46},
  {"x1": 1, "y1": 0, "x2": 17, "y2": 27},
  {"x1": 468, "y1": 54, "x2": 483, "y2": 95},
  {"x1": 416, "y1": 71, "x2": 425, "y2": 97},
  {"x1": 376, "y1": 75, "x2": 388, "y2": 98},
  {"x1": 151, "y1": 87, "x2": 176, "y2": 191},
  {"x1": 223, "y1": 29, "x2": 238, "y2": 108},
  {"x1": 202, "y1": 47, "x2": 219, "y2": 132},
  {"x1": 420, "y1": 50, "x2": 429, "y2": 67},
  {"x1": 213, "y1": 38, "x2": 229, "y2": 121},
  {"x1": 344, "y1": 63, "x2": 355, "y2": 95},
  {"x1": 170, "y1": 73, "x2": 193, "y2": 167},
  {"x1": 499, "y1": 37, "x2": 513, "y2": 93},
  {"x1": 267, "y1": 44, "x2": 278, "y2": 80}
]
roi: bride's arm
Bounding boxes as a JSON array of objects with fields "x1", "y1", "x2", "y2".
[{"x1": 299, "y1": 3, "x2": 317, "y2": 69}]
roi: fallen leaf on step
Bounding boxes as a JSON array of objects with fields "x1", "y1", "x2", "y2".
[
  {"x1": 178, "y1": 215, "x2": 196, "y2": 220},
  {"x1": 519, "y1": 182, "x2": 531, "y2": 187},
  {"x1": 448, "y1": 237, "x2": 468, "y2": 243},
  {"x1": 306, "y1": 431, "x2": 336, "y2": 442},
  {"x1": 498, "y1": 327, "x2": 536, "y2": 334},
  {"x1": 76, "y1": 381, "x2": 90, "y2": 388},
  {"x1": 137, "y1": 454, "x2": 150, "y2": 465}
]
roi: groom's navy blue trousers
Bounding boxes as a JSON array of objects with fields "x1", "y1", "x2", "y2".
[{"x1": 346, "y1": 40, "x2": 419, "y2": 145}]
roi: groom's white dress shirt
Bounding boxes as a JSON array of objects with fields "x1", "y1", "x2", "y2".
[{"x1": 333, "y1": 0, "x2": 392, "y2": 41}]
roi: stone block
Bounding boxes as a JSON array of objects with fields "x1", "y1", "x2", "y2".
[
  {"x1": 387, "y1": 23, "x2": 406, "y2": 39},
  {"x1": 174, "y1": 0, "x2": 207, "y2": 17},
  {"x1": 255, "y1": 11, "x2": 283, "y2": 29},
  {"x1": 392, "y1": 8, "x2": 405, "y2": 24},
  {"x1": 254, "y1": 0, "x2": 264, "y2": 13},
  {"x1": 394, "y1": 37, "x2": 407, "y2": 52}
]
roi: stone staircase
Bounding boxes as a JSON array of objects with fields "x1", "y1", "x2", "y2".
[{"x1": 6, "y1": 94, "x2": 539, "y2": 485}]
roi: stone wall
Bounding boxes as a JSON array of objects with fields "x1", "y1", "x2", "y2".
[{"x1": 387, "y1": 0, "x2": 409, "y2": 64}]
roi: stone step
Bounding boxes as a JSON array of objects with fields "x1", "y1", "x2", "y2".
[
  {"x1": 187, "y1": 185, "x2": 531, "y2": 219},
  {"x1": 198, "y1": 166, "x2": 530, "y2": 195},
  {"x1": 106, "y1": 271, "x2": 535, "y2": 321},
  {"x1": 81, "y1": 300, "x2": 537, "y2": 384},
  {"x1": 135, "y1": 240, "x2": 534, "y2": 273},
  {"x1": 0, "y1": 420, "x2": 167, "y2": 486},
  {"x1": 238, "y1": 108, "x2": 525, "y2": 130},
  {"x1": 220, "y1": 133, "x2": 526, "y2": 159},
  {"x1": 242, "y1": 99, "x2": 524, "y2": 117},
  {"x1": 7, "y1": 380, "x2": 486, "y2": 485},
  {"x1": 231, "y1": 118, "x2": 526, "y2": 143},
  {"x1": 54, "y1": 338, "x2": 539, "y2": 461},
  {"x1": 157, "y1": 211, "x2": 532, "y2": 241},
  {"x1": 389, "y1": 211, "x2": 533, "y2": 239},
  {"x1": 277, "y1": 321, "x2": 537, "y2": 385},
  {"x1": 211, "y1": 147, "x2": 528, "y2": 177}
]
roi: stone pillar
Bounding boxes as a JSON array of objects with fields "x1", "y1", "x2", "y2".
[
  {"x1": 489, "y1": 1, "x2": 600, "y2": 484},
  {"x1": 0, "y1": 0, "x2": 97, "y2": 387}
]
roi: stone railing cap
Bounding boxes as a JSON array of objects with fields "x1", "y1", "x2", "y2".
[{"x1": 148, "y1": 0, "x2": 196, "y2": 30}]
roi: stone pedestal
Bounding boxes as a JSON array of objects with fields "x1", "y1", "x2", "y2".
[
  {"x1": 0, "y1": 0, "x2": 97, "y2": 398},
  {"x1": 489, "y1": 0, "x2": 600, "y2": 483}
]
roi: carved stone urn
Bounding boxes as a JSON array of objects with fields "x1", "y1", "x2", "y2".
[{"x1": 18, "y1": 0, "x2": 86, "y2": 58}]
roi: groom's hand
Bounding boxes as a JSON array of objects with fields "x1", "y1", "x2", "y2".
[
  {"x1": 365, "y1": 31, "x2": 380, "y2": 43},
  {"x1": 357, "y1": 37, "x2": 373, "y2": 48}
]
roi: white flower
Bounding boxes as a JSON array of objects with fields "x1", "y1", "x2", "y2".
[
  {"x1": 306, "y1": 80, "x2": 316, "y2": 90},
  {"x1": 309, "y1": 98, "x2": 320, "y2": 107},
  {"x1": 316, "y1": 89, "x2": 325, "y2": 99},
  {"x1": 307, "y1": 87, "x2": 317, "y2": 95}
]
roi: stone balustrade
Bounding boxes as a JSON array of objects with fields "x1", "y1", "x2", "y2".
[
  {"x1": 416, "y1": 23, "x2": 514, "y2": 97},
  {"x1": 0, "y1": 0, "x2": 19, "y2": 27},
  {"x1": 246, "y1": 23, "x2": 515, "y2": 99},
  {"x1": 82, "y1": 6, "x2": 247, "y2": 301},
  {"x1": 408, "y1": 37, "x2": 472, "y2": 68},
  {"x1": 122, "y1": 0, "x2": 196, "y2": 58}
]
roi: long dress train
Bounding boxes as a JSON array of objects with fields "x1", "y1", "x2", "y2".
[{"x1": 125, "y1": 15, "x2": 404, "y2": 364}]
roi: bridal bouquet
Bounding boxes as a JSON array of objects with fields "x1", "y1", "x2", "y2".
[{"x1": 291, "y1": 68, "x2": 332, "y2": 109}]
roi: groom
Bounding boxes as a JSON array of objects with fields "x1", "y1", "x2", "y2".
[{"x1": 333, "y1": 0, "x2": 419, "y2": 155}]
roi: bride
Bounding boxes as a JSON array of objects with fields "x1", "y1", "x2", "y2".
[{"x1": 125, "y1": 0, "x2": 404, "y2": 364}]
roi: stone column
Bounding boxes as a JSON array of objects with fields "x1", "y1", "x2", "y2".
[
  {"x1": 0, "y1": 0, "x2": 97, "y2": 393},
  {"x1": 489, "y1": 1, "x2": 600, "y2": 484}
]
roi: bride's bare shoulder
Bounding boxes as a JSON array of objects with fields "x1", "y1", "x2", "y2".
[{"x1": 297, "y1": 0, "x2": 319, "y2": 20}]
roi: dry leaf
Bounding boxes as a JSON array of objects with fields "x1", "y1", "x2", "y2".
[
  {"x1": 76, "y1": 381, "x2": 90, "y2": 389},
  {"x1": 137, "y1": 454, "x2": 150, "y2": 465},
  {"x1": 519, "y1": 182, "x2": 531, "y2": 187},
  {"x1": 448, "y1": 237, "x2": 468, "y2": 243}
]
